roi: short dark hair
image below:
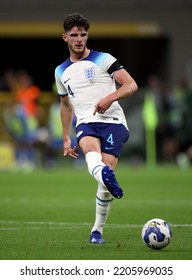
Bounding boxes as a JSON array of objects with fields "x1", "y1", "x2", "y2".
[{"x1": 63, "y1": 13, "x2": 90, "y2": 32}]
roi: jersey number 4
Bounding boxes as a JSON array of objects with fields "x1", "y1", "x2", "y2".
[{"x1": 67, "y1": 85, "x2": 74, "y2": 97}]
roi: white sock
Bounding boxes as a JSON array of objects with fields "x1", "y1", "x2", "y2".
[
  {"x1": 85, "y1": 151, "x2": 105, "y2": 185},
  {"x1": 91, "y1": 183, "x2": 114, "y2": 234}
]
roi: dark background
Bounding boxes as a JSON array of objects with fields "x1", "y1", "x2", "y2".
[{"x1": 0, "y1": 36, "x2": 170, "y2": 91}]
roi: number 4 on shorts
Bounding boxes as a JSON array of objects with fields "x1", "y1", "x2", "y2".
[{"x1": 107, "y1": 133, "x2": 114, "y2": 145}]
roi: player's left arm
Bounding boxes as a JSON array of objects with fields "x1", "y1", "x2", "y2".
[{"x1": 93, "y1": 68, "x2": 138, "y2": 115}]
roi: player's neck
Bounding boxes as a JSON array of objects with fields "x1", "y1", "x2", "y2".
[{"x1": 70, "y1": 48, "x2": 90, "y2": 62}]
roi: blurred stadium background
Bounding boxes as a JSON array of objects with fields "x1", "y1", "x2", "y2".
[{"x1": 0, "y1": 0, "x2": 192, "y2": 170}]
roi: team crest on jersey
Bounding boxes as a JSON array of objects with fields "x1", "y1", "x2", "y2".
[{"x1": 84, "y1": 67, "x2": 95, "y2": 81}]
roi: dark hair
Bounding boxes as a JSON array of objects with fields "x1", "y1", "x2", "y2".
[{"x1": 63, "y1": 13, "x2": 90, "y2": 32}]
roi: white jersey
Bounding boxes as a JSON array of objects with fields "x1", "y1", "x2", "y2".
[{"x1": 55, "y1": 50, "x2": 128, "y2": 129}]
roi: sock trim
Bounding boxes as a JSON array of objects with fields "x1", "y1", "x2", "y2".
[{"x1": 96, "y1": 196, "x2": 114, "y2": 203}]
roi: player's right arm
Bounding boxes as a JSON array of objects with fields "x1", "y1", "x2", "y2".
[{"x1": 60, "y1": 95, "x2": 78, "y2": 158}]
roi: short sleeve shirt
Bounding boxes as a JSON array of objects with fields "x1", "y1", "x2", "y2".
[{"x1": 55, "y1": 50, "x2": 128, "y2": 128}]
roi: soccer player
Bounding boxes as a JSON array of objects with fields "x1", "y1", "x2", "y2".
[{"x1": 55, "y1": 13, "x2": 138, "y2": 243}]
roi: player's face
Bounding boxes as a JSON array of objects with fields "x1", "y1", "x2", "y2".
[{"x1": 63, "y1": 26, "x2": 88, "y2": 55}]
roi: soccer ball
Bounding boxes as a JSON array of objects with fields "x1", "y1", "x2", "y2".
[{"x1": 141, "y1": 218, "x2": 172, "y2": 249}]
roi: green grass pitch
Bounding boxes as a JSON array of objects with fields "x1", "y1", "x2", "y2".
[{"x1": 0, "y1": 163, "x2": 192, "y2": 260}]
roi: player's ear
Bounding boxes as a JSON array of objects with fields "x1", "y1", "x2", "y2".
[{"x1": 62, "y1": 33, "x2": 68, "y2": 42}]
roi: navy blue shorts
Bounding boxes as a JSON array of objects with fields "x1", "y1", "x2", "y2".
[{"x1": 76, "y1": 122, "x2": 129, "y2": 158}]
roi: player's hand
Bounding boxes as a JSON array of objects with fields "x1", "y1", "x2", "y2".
[
  {"x1": 64, "y1": 146, "x2": 79, "y2": 159},
  {"x1": 64, "y1": 141, "x2": 79, "y2": 159},
  {"x1": 93, "y1": 95, "x2": 114, "y2": 115}
]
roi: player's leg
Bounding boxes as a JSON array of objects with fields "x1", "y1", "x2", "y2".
[
  {"x1": 77, "y1": 124, "x2": 129, "y2": 243},
  {"x1": 90, "y1": 182, "x2": 114, "y2": 243},
  {"x1": 78, "y1": 136, "x2": 117, "y2": 243},
  {"x1": 79, "y1": 137, "x2": 123, "y2": 243},
  {"x1": 79, "y1": 136, "x2": 123, "y2": 199},
  {"x1": 90, "y1": 153, "x2": 118, "y2": 243},
  {"x1": 79, "y1": 136, "x2": 121, "y2": 198}
]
